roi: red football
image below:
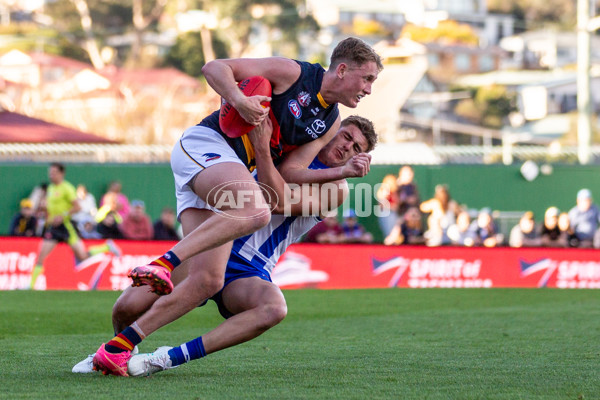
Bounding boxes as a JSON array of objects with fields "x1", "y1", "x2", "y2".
[{"x1": 219, "y1": 76, "x2": 272, "y2": 138}]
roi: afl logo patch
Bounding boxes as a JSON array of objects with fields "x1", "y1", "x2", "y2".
[
  {"x1": 288, "y1": 100, "x2": 302, "y2": 119},
  {"x1": 297, "y1": 91, "x2": 311, "y2": 107}
]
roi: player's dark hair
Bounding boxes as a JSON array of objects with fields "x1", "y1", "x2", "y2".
[
  {"x1": 341, "y1": 115, "x2": 378, "y2": 153},
  {"x1": 330, "y1": 37, "x2": 383, "y2": 71},
  {"x1": 50, "y1": 162, "x2": 65, "y2": 173}
]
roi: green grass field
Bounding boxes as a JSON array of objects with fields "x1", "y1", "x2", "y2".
[{"x1": 1, "y1": 289, "x2": 599, "y2": 399}]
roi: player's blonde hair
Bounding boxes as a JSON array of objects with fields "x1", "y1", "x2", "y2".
[{"x1": 330, "y1": 37, "x2": 383, "y2": 71}]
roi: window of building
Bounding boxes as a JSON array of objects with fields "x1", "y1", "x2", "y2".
[{"x1": 454, "y1": 54, "x2": 471, "y2": 71}]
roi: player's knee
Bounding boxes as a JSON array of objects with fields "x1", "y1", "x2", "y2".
[
  {"x1": 204, "y1": 277, "x2": 224, "y2": 299},
  {"x1": 189, "y1": 273, "x2": 223, "y2": 299},
  {"x1": 261, "y1": 301, "x2": 288, "y2": 328},
  {"x1": 234, "y1": 211, "x2": 271, "y2": 237},
  {"x1": 249, "y1": 211, "x2": 271, "y2": 231},
  {"x1": 112, "y1": 298, "x2": 137, "y2": 328}
]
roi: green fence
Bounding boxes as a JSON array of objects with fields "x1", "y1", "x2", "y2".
[
  {"x1": 2, "y1": 162, "x2": 599, "y2": 242},
  {"x1": 0, "y1": 163, "x2": 176, "y2": 236}
]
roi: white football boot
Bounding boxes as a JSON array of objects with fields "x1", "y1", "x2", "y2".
[{"x1": 128, "y1": 346, "x2": 176, "y2": 377}]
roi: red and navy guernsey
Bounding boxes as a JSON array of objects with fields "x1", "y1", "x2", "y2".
[{"x1": 199, "y1": 61, "x2": 339, "y2": 171}]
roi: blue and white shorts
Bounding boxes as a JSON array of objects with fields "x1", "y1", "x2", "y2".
[{"x1": 171, "y1": 125, "x2": 246, "y2": 219}]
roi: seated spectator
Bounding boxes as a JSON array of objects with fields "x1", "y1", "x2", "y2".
[
  {"x1": 153, "y1": 207, "x2": 180, "y2": 241},
  {"x1": 420, "y1": 184, "x2": 461, "y2": 246},
  {"x1": 509, "y1": 211, "x2": 542, "y2": 248},
  {"x1": 468, "y1": 208, "x2": 503, "y2": 247},
  {"x1": 540, "y1": 207, "x2": 565, "y2": 247},
  {"x1": 77, "y1": 215, "x2": 102, "y2": 240},
  {"x1": 100, "y1": 181, "x2": 130, "y2": 219},
  {"x1": 447, "y1": 210, "x2": 476, "y2": 246},
  {"x1": 396, "y1": 165, "x2": 420, "y2": 216},
  {"x1": 558, "y1": 212, "x2": 579, "y2": 248},
  {"x1": 72, "y1": 184, "x2": 98, "y2": 226},
  {"x1": 304, "y1": 216, "x2": 342, "y2": 243},
  {"x1": 97, "y1": 211, "x2": 123, "y2": 239},
  {"x1": 34, "y1": 207, "x2": 47, "y2": 237},
  {"x1": 567, "y1": 188, "x2": 600, "y2": 248},
  {"x1": 120, "y1": 199, "x2": 154, "y2": 240},
  {"x1": 9, "y1": 198, "x2": 38, "y2": 237},
  {"x1": 376, "y1": 174, "x2": 399, "y2": 237},
  {"x1": 384, "y1": 206, "x2": 425, "y2": 246},
  {"x1": 339, "y1": 209, "x2": 373, "y2": 244}
]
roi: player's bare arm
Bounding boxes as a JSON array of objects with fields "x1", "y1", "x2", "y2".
[
  {"x1": 276, "y1": 119, "x2": 343, "y2": 184},
  {"x1": 249, "y1": 120, "x2": 366, "y2": 216},
  {"x1": 202, "y1": 57, "x2": 301, "y2": 126}
]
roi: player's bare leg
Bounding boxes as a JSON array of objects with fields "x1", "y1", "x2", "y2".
[
  {"x1": 128, "y1": 277, "x2": 287, "y2": 376},
  {"x1": 111, "y1": 262, "x2": 190, "y2": 332},
  {"x1": 112, "y1": 286, "x2": 160, "y2": 333},
  {"x1": 129, "y1": 162, "x2": 271, "y2": 295},
  {"x1": 135, "y1": 243, "x2": 232, "y2": 336},
  {"x1": 202, "y1": 277, "x2": 287, "y2": 354},
  {"x1": 30, "y1": 239, "x2": 57, "y2": 289},
  {"x1": 69, "y1": 240, "x2": 90, "y2": 262},
  {"x1": 73, "y1": 259, "x2": 188, "y2": 374}
]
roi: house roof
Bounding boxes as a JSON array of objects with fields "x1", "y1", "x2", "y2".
[
  {"x1": 28, "y1": 52, "x2": 92, "y2": 71},
  {"x1": 0, "y1": 111, "x2": 118, "y2": 143}
]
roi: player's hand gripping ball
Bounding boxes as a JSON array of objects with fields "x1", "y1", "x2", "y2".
[{"x1": 219, "y1": 76, "x2": 272, "y2": 138}]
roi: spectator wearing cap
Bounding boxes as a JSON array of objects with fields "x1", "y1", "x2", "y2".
[
  {"x1": 120, "y1": 199, "x2": 154, "y2": 240},
  {"x1": 567, "y1": 188, "x2": 600, "y2": 248},
  {"x1": 509, "y1": 211, "x2": 542, "y2": 248},
  {"x1": 9, "y1": 198, "x2": 38, "y2": 237},
  {"x1": 339, "y1": 209, "x2": 373, "y2": 244},
  {"x1": 540, "y1": 207, "x2": 565, "y2": 247}
]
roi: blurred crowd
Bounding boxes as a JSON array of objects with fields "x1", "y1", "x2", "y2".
[
  {"x1": 9, "y1": 180, "x2": 181, "y2": 241},
  {"x1": 10, "y1": 166, "x2": 600, "y2": 249},
  {"x1": 304, "y1": 165, "x2": 600, "y2": 249}
]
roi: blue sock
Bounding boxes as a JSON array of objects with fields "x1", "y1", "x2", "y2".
[{"x1": 168, "y1": 337, "x2": 206, "y2": 366}]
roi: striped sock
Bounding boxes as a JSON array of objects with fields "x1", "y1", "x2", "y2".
[
  {"x1": 105, "y1": 325, "x2": 144, "y2": 353},
  {"x1": 151, "y1": 251, "x2": 181, "y2": 272},
  {"x1": 167, "y1": 337, "x2": 206, "y2": 366}
]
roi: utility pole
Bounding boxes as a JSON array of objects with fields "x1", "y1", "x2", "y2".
[{"x1": 577, "y1": 0, "x2": 593, "y2": 164}]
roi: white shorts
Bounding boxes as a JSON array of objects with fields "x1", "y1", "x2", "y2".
[{"x1": 171, "y1": 125, "x2": 246, "y2": 219}]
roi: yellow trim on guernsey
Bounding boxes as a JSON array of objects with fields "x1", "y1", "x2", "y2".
[
  {"x1": 240, "y1": 134, "x2": 257, "y2": 172},
  {"x1": 316, "y1": 92, "x2": 330, "y2": 108}
]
